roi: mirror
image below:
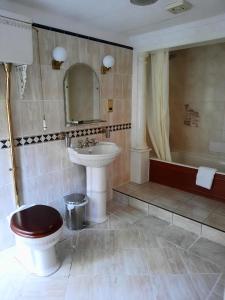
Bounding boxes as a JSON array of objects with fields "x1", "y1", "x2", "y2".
[{"x1": 64, "y1": 63, "x2": 101, "y2": 125}]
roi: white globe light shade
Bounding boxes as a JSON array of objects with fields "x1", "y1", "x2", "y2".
[
  {"x1": 52, "y1": 47, "x2": 67, "y2": 62},
  {"x1": 103, "y1": 55, "x2": 115, "y2": 68}
]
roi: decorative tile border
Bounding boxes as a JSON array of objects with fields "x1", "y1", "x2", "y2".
[{"x1": 0, "y1": 123, "x2": 131, "y2": 149}]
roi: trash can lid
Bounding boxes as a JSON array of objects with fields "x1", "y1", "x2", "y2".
[{"x1": 64, "y1": 193, "x2": 86, "y2": 205}]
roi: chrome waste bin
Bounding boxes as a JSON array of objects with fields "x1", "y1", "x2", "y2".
[{"x1": 64, "y1": 193, "x2": 88, "y2": 230}]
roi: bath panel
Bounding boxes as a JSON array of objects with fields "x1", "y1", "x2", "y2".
[{"x1": 150, "y1": 158, "x2": 225, "y2": 203}]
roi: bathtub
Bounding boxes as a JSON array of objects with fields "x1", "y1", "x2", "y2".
[
  {"x1": 172, "y1": 151, "x2": 225, "y2": 173},
  {"x1": 150, "y1": 152, "x2": 225, "y2": 202}
]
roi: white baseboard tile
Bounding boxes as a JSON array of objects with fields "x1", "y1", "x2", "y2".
[
  {"x1": 201, "y1": 225, "x2": 225, "y2": 246},
  {"x1": 148, "y1": 204, "x2": 173, "y2": 223},
  {"x1": 113, "y1": 191, "x2": 129, "y2": 206},
  {"x1": 172, "y1": 214, "x2": 202, "y2": 235},
  {"x1": 129, "y1": 197, "x2": 148, "y2": 214}
]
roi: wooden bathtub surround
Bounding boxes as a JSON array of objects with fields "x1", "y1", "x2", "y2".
[{"x1": 150, "y1": 159, "x2": 225, "y2": 203}]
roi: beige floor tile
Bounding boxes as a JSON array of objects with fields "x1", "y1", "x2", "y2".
[
  {"x1": 158, "y1": 188, "x2": 193, "y2": 202},
  {"x1": 112, "y1": 205, "x2": 146, "y2": 224},
  {"x1": 191, "y1": 195, "x2": 221, "y2": 210},
  {"x1": 1, "y1": 203, "x2": 225, "y2": 300},
  {"x1": 152, "y1": 274, "x2": 200, "y2": 300},
  {"x1": 190, "y1": 273, "x2": 221, "y2": 300},
  {"x1": 201, "y1": 225, "x2": 225, "y2": 246},
  {"x1": 72, "y1": 243, "x2": 149, "y2": 277},
  {"x1": 65, "y1": 275, "x2": 154, "y2": 300},
  {"x1": 19, "y1": 276, "x2": 68, "y2": 300},
  {"x1": 135, "y1": 215, "x2": 170, "y2": 236},
  {"x1": 180, "y1": 250, "x2": 221, "y2": 273},
  {"x1": 108, "y1": 213, "x2": 133, "y2": 229},
  {"x1": 208, "y1": 273, "x2": 225, "y2": 300},
  {"x1": 203, "y1": 213, "x2": 225, "y2": 232},
  {"x1": 139, "y1": 229, "x2": 175, "y2": 249},
  {"x1": 71, "y1": 247, "x2": 115, "y2": 276},
  {"x1": 190, "y1": 238, "x2": 225, "y2": 269},
  {"x1": 146, "y1": 247, "x2": 187, "y2": 274},
  {"x1": 108, "y1": 199, "x2": 128, "y2": 214},
  {"x1": 214, "y1": 203, "x2": 225, "y2": 217},
  {"x1": 86, "y1": 218, "x2": 110, "y2": 230},
  {"x1": 160, "y1": 225, "x2": 199, "y2": 249},
  {"x1": 0, "y1": 272, "x2": 27, "y2": 300},
  {"x1": 151, "y1": 196, "x2": 180, "y2": 211},
  {"x1": 113, "y1": 228, "x2": 142, "y2": 249},
  {"x1": 175, "y1": 200, "x2": 212, "y2": 222},
  {"x1": 54, "y1": 238, "x2": 75, "y2": 278},
  {"x1": 116, "y1": 275, "x2": 154, "y2": 300},
  {"x1": 77, "y1": 229, "x2": 115, "y2": 250},
  {"x1": 121, "y1": 248, "x2": 149, "y2": 275}
]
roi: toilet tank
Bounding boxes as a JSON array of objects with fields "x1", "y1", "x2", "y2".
[{"x1": 0, "y1": 9, "x2": 33, "y2": 65}]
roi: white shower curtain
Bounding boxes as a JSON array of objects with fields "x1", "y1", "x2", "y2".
[{"x1": 147, "y1": 49, "x2": 171, "y2": 161}]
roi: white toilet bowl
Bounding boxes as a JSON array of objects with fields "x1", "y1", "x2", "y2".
[{"x1": 10, "y1": 205, "x2": 63, "y2": 276}]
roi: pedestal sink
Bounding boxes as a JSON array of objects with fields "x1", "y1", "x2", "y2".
[{"x1": 68, "y1": 142, "x2": 121, "y2": 223}]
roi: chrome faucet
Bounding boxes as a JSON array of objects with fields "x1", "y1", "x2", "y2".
[
  {"x1": 77, "y1": 138, "x2": 98, "y2": 148},
  {"x1": 65, "y1": 133, "x2": 72, "y2": 148},
  {"x1": 83, "y1": 138, "x2": 90, "y2": 147},
  {"x1": 89, "y1": 138, "x2": 98, "y2": 146}
]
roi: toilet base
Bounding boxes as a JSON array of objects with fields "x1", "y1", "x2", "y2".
[
  {"x1": 14, "y1": 227, "x2": 62, "y2": 276},
  {"x1": 15, "y1": 242, "x2": 60, "y2": 276}
]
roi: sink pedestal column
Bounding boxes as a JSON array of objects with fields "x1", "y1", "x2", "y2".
[
  {"x1": 131, "y1": 51, "x2": 151, "y2": 184},
  {"x1": 86, "y1": 166, "x2": 107, "y2": 223}
]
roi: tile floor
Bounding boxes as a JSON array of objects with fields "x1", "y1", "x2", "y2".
[
  {"x1": 0, "y1": 200, "x2": 225, "y2": 300},
  {"x1": 114, "y1": 182, "x2": 225, "y2": 232}
]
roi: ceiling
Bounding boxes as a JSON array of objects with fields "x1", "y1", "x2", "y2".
[{"x1": 2, "y1": 0, "x2": 225, "y2": 36}]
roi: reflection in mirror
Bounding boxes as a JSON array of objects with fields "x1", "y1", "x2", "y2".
[{"x1": 64, "y1": 63, "x2": 101, "y2": 125}]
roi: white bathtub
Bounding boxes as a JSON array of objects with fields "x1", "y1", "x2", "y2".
[{"x1": 171, "y1": 151, "x2": 225, "y2": 173}]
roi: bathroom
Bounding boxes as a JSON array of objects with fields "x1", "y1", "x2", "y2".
[{"x1": 1, "y1": 0, "x2": 225, "y2": 299}]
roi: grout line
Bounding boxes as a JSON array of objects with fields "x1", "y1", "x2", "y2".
[
  {"x1": 206, "y1": 272, "x2": 223, "y2": 300},
  {"x1": 187, "y1": 236, "x2": 201, "y2": 251}
]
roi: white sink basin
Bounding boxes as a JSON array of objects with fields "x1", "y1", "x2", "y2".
[{"x1": 68, "y1": 142, "x2": 121, "y2": 168}]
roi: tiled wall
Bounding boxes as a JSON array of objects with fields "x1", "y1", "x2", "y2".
[
  {"x1": 170, "y1": 42, "x2": 225, "y2": 158},
  {"x1": 0, "y1": 27, "x2": 132, "y2": 250}
]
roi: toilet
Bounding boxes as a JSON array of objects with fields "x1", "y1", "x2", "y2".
[{"x1": 10, "y1": 204, "x2": 63, "y2": 277}]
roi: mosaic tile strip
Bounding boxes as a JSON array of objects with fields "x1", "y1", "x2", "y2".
[{"x1": 0, "y1": 123, "x2": 131, "y2": 149}]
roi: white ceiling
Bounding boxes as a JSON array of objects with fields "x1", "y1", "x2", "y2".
[
  {"x1": 1, "y1": 0, "x2": 225, "y2": 39},
  {"x1": 5, "y1": 0, "x2": 225, "y2": 34}
]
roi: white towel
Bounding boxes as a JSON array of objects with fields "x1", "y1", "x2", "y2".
[{"x1": 196, "y1": 166, "x2": 217, "y2": 190}]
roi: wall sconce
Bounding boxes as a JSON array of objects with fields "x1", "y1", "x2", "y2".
[
  {"x1": 52, "y1": 47, "x2": 67, "y2": 70},
  {"x1": 101, "y1": 55, "x2": 115, "y2": 74}
]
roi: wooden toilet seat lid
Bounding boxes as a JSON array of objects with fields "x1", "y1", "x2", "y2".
[{"x1": 10, "y1": 205, "x2": 63, "y2": 238}]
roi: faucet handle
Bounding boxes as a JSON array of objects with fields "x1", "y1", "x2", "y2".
[
  {"x1": 89, "y1": 138, "x2": 98, "y2": 146},
  {"x1": 77, "y1": 139, "x2": 83, "y2": 148}
]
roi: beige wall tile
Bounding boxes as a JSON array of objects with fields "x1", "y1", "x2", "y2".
[
  {"x1": 170, "y1": 43, "x2": 225, "y2": 158},
  {"x1": 0, "y1": 27, "x2": 132, "y2": 251}
]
